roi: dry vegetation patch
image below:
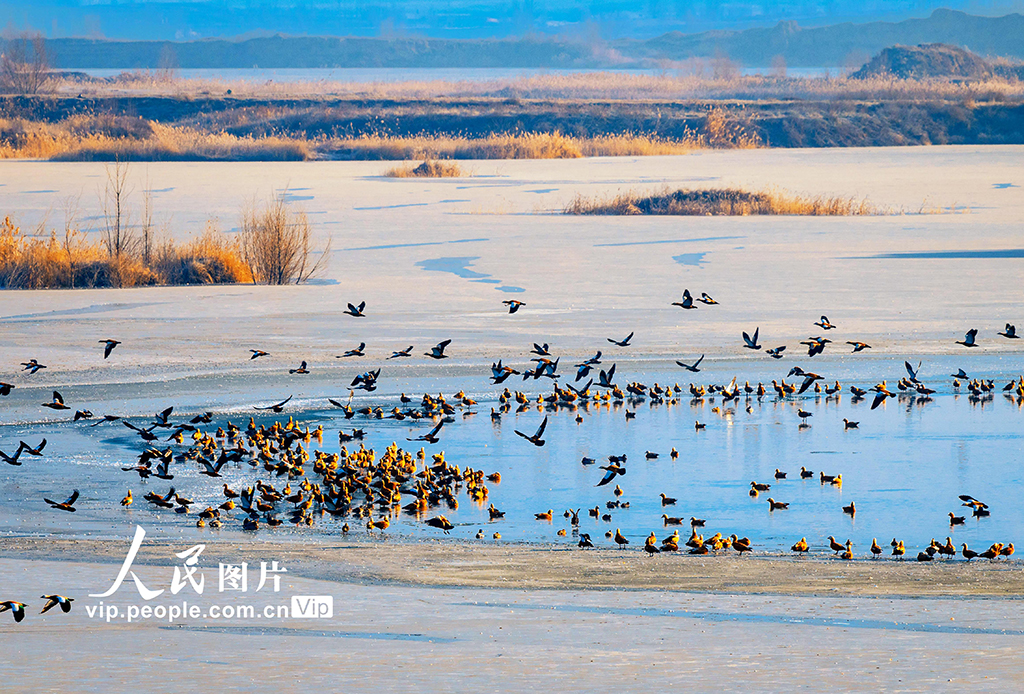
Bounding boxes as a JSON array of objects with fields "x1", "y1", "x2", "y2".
[
  {"x1": 385, "y1": 159, "x2": 465, "y2": 177},
  {"x1": 565, "y1": 187, "x2": 878, "y2": 216}
]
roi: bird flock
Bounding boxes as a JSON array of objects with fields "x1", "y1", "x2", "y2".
[{"x1": 1, "y1": 292, "x2": 1021, "y2": 622}]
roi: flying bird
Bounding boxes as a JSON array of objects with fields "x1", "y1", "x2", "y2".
[
  {"x1": 40, "y1": 595, "x2": 74, "y2": 615},
  {"x1": 388, "y1": 346, "x2": 414, "y2": 359},
  {"x1": 249, "y1": 349, "x2": 270, "y2": 359},
  {"x1": 676, "y1": 355, "x2": 704, "y2": 373},
  {"x1": 289, "y1": 361, "x2": 310, "y2": 374},
  {"x1": 254, "y1": 395, "x2": 293, "y2": 413},
  {"x1": 21, "y1": 359, "x2": 46, "y2": 374},
  {"x1": 503, "y1": 300, "x2": 526, "y2": 314},
  {"x1": 847, "y1": 341, "x2": 871, "y2": 352},
  {"x1": 425, "y1": 340, "x2": 452, "y2": 359},
  {"x1": 0, "y1": 382, "x2": 13, "y2": 396},
  {"x1": 814, "y1": 316, "x2": 836, "y2": 330},
  {"x1": 0, "y1": 601, "x2": 27, "y2": 623},
  {"x1": 765, "y1": 346, "x2": 786, "y2": 359},
  {"x1": 698, "y1": 293, "x2": 718, "y2": 305},
  {"x1": 608, "y1": 332, "x2": 633, "y2": 347},
  {"x1": 408, "y1": 420, "x2": 444, "y2": 444},
  {"x1": 42, "y1": 391, "x2": 70, "y2": 411},
  {"x1": 514, "y1": 416, "x2": 548, "y2": 446},
  {"x1": 956, "y1": 329, "x2": 978, "y2": 348},
  {"x1": 742, "y1": 328, "x2": 761, "y2": 350},
  {"x1": 344, "y1": 301, "x2": 366, "y2": 317},
  {"x1": 672, "y1": 289, "x2": 697, "y2": 309},
  {"x1": 338, "y1": 342, "x2": 366, "y2": 358},
  {"x1": 44, "y1": 489, "x2": 80, "y2": 512},
  {"x1": 998, "y1": 323, "x2": 1019, "y2": 339},
  {"x1": 99, "y1": 339, "x2": 121, "y2": 359}
]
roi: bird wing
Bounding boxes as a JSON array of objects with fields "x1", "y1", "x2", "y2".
[
  {"x1": 427, "y1": 421, "x2": 444, "y2": 438},
  {"x1": 596, "y1": 469, "x2": 616, "y2": 486},
  {"x1": 65, "y1": 490, "x2": 80, "y2": 506},
  {"x1": 870, "y1": 392, "x2": 887, "y2": 410},
  {"x1": 273, "y1": 395, "x2": 293, "y2": 408},
  {"x1": 436, "y1": 339, "x2": 452, "y2": 354},
  {"x1": 157, "y1": 406, "x2": 173, "y2": 421},
  {"x1": 534, "y1": 416, "x2": 548, "y2": 438},
  {"x1": 357, "y1": 301, "x2": 366, "y2": 312},
  {"x1": 347, "y1": 303, "x2": 358, "y2": 314},
  {"x1": 53, "y1": 391, "x2": 64, "y2": 405},
  {"x1": 798, "y1": 376, "x2": 815, "y2": 395},
  {"x1": 624, "y1": 332, "x2": 634, "y2": 343},
  {"x1": 694, "y1": 354, "x2": 705, "y2": 368},
  {"x1": 752, "y1": 327, "x2": 759, "y2": 344},
  {"x1": 742, "y1": 331, "x2": 752, "y2": 346},
  {"x1": 513, "y1": 429, "x2": 530, "y2": 440}
]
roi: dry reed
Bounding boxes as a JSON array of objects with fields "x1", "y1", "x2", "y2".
[
  {"x1": 564, "y1": 187, "x2": 878, "y2": 216},
  {"x1": 0, "y1": 215, "x2": 253, "y2": 289},
  {"x1": 384, "y1": 159, "x2": 465, "y2": 177}
]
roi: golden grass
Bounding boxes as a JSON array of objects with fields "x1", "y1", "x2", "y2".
[
  {"x1": 384, "y1": 159, "x2": 465, "y2": 177},
  {"x1": 564, "y1": 187, "x2": 878, "y2": 216},
  {"x1": 335, "y1": 130, "x2": 729, "y2": 161},
  {"x1": 59, "y1": 69, "x2": 1024, "y2": 102},
  {"x1": 0, "y1": 117, "x2": 312, "y2": 161},
  {"x1": 0, "y1": 215, "x2": 252, "y2": 289}
]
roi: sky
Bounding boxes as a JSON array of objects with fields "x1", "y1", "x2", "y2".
[{"x1": 2, "y1": 1, "x2": 1023, "y2": 40}]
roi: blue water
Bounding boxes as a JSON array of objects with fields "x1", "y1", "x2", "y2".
[{"x1": 0, "y1": 354, "x2": 1021, "y2": 559}]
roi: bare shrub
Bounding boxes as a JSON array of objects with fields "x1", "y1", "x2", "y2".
[
  {"x1": 0, "y1": 33, "x2": 52, "y2": 95},
  {"x1": 239, "y1": 193, "x2": 330, "y2": 285}
]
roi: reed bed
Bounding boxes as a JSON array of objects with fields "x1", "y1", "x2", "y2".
[
  {"x1": 0, "y1": 215, "x2": 253, "y2": 288},
  {"x1": 564, "y1": 187, "x2": 878, "y2": 216},
  {"x1": 58, "y1": 69, "x2": 1024, "y2": 103},
  {"x1": 0, "y1": 116, "x2": 312, "y2": 161}
]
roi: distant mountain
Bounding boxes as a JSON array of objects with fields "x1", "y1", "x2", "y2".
[
  {"x1": 626, "y1": 9, "x2": 1024, "y2": 67},
  {"x1": 851, "y1": 44, "x2": 994, "y2": 79},
  {"x1": 24, "y1": 9, "x2": 1024, "y2": 70}
]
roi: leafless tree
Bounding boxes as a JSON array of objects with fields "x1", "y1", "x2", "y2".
[
  {"x1": 239, "y1": 192, "x2": 331, "y2": 285},
  {"x1": 100, "y1": 158, "x2": 137, "y2": 287},
  {"x1": 140, "y1": 172, "x2": 154, "y2": 265},
  {"x1": 0, "y1": 33, "x2": 53, "y2": 95}
]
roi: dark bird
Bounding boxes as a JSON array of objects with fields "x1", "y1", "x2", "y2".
[
  {"x1": 0, "y1": 601, "x2": 28, "y2": 623},
  {"x1": 814, "y1": 316, "x2": 836, "y2": 330},
  {"x1": 18, "y1": 438, "x2": 46, "y2": 457},
  {"x1": 514, "y1": 416, "x2": 548, "y2": 447},
  {"x1": 42, "y1": 391, "x2": 70, "y2": 411},
  {"x1": 425, "y1": 340, "x2": 452, "y2": 359},
  {"x1": 698, "y1": 292, "x2": 718, "y2": 305},
  {"x1": 338, "y1": 342, "x2": 366, "y2": 358},
  {"x1": 254, "y1": 395, "x2": 293, "y2": 413},
  {"x1": 596, "y1": 364, "x2": 617, "y2": 389},
  {"x1": 742, "y1": 328, "x2": 761, "y2": 350},
  {"x1": 676, "y1": 355, "x2": 704, "y2": 373},
  {"x1": 344, "y1": 301, "x2": 366, "y2": 317},
  {"x1": 797, "y1": 409, "x2": 813, "y2": 424},
  {"x1": 44, "y1": 489, "x2": 79, "y2": 512},
  {"x1": 843, "y1": 419, "x2": 859, "y2": 429},
  {"x1": 249, "y1": 349, "x2": 270, "y2": 359},
  {"x1": 950, "y1": 369, "x2": 969, "y2": 379},
  {"x1": 847, "y1": 341, "x2": 871, "y2": 352},
  {"x1": 672, "y1": 289, "x2": 697, "y2": 309},
  {"x1": 503, "y1": 300, "x2": 526, "y2": 314},
  {"x1": 99, "y1": 339, "x2": 121, "y2": 359},
  {"x1": 0, "y1": 382, "x2": 13, "y2": 396},
  {"x1": 765, "y1": 346, "x2": 786, "y2": 359},
  {"x1": 949, "y1": 512, "x2": 966, "y2": 526},
  {"x1": 578, "y1": 533, "x2": 594, "y2": 548},
  {"x1": 74, "y1": 409, "x2": 93, "y2": 421},
  {"x1": 608, "y1": 332, "x2": 633, "y2": 347},
  {"x1": 0, "y1": 447, "x2": 23, "y2": 466},
  {"x1": 998, "y1": 323, "x2": 1019, "y2": 339},
  {"x1": 956, "y1": 329, "x2": 978, "y2": 348},
  {"x1": 597, "y1": 463, "x2": 626, "y2": 487},
  {"x1": 289, "y1": 360, "x2": 310, "y2": 374},
  {"x1": 905, "y1": 360, "x2": 923, "y2": 382},
  {"x1": 21, "y1": 359, "x2": 46, "y2": 374},
  {"x1": 388, "y1": 346, "x2": 414, "y2": 359},
  {"x1": 408, "y1": 420, "x2": 444, "y2": 444},
  {"x1": 40, "y1": 595, "x2": 74, "y2": 614},
  {"x1": 531, "y1": 343, "x2": 550, "y2": 356}
]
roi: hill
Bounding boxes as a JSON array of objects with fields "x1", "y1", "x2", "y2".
[{"x1": 20, "y1": 9, "x2": 1024, "y2": 70}]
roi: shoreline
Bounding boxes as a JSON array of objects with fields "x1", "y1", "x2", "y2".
[{"x1": 3, "y1": 535, "x2": 1021, "y2": 598}]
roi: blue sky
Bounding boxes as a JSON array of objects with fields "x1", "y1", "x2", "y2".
[{"x1": 2, "y1": 1, "x2": 1023, "y2": 40}]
